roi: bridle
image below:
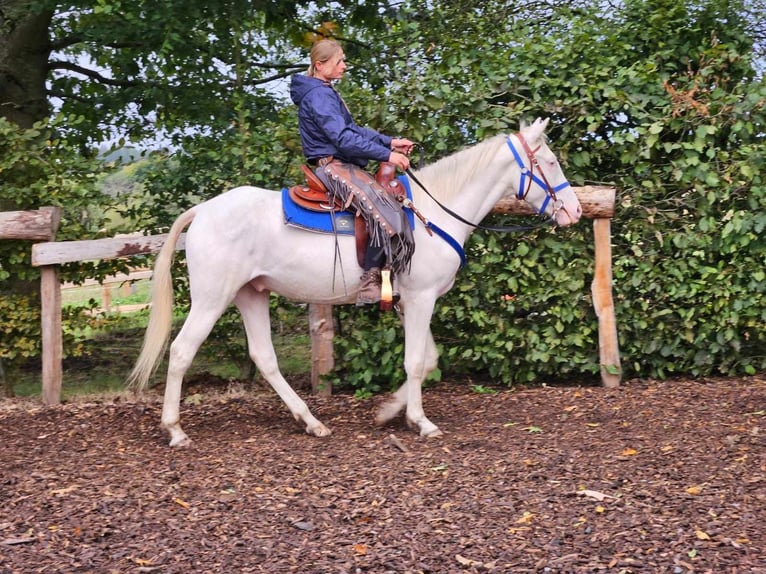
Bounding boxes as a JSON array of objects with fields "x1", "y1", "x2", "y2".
[
  {"x1": 404, "y1": 130, "x2": 571, "y2": 233},
  {"x1": 505, "y1": 132, "x2": 571, "y2": 221}
]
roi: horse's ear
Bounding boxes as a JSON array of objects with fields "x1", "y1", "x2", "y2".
[{"x1": 521, "y1": 117, "x2": 549, "y2": 142}]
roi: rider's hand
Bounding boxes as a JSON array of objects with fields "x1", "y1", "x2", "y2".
[
  {"x1": 388, "y1": 151, "x2": 410, "y2": 171},
  {"x1": 391, "y1": 138, "x2": 415, "y2": 155}
]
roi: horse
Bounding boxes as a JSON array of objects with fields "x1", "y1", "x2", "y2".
[{"x1": 128, "y1": 117, "x2": 582, "y2": 446}]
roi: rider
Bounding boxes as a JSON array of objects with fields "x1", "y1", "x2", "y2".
[{"x1": 290, "y1": 38, "x2": 415, "y2": 307}]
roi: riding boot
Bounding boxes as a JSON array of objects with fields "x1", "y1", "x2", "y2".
[{"x1": 356, "y1": 268, "x2": 382, "y2": 306}]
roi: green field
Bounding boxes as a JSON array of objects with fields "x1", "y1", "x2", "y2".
[{"x1": 8, "y1": 282, "x2": 312, "y2": 400}]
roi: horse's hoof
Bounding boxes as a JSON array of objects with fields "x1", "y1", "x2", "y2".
[
  {"x1": 164, "y1": 423, "x2": 191, "y2": 447},
  {"x1": 375, "y1": 401, "x2": 404, "y2": 426},
  {"x1": 406, "y1": 417, "x2": 442, "y2": 438},
  {"x1": 307, "y1": 423, "x2": 332, "y2": 437},
  {"x1": 169, "y1": 435, "x2": 192, "y2": 448}
]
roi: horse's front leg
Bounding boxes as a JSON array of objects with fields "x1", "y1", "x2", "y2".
[
  {"x1": 374, "y1": 328, "x2": 437, "y2": 426},
  {"x1": 376, "y1": 301, "x2": 442, "y2": 437}
]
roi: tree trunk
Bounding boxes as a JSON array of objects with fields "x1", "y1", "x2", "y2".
[
  {"x1": 0, "y1": 359, "x2": 13, "y2": 398},
  {"x1": 0, "y1": 1, "x2": 53, "y2": 129}
]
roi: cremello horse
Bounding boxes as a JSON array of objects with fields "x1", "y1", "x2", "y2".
[{"x1": 129, "y1": 118, "x2": 581, "y2": 446}]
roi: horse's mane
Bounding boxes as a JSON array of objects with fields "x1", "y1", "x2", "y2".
[{"x1": 412, "y1": 134, "x2": 507, "y2": 201}]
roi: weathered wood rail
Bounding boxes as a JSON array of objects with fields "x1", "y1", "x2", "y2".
[{"x1": 4, "y1": 186, "x2": 618, "y2": 404}]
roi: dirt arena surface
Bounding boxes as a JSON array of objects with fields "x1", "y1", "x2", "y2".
[{"x1": 1, "y1": 376, "x2": 764, "y2": 573}]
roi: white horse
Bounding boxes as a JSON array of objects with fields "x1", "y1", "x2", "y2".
[{"x1": 129, "y1": 118, "x2": 582, "y2": 446}]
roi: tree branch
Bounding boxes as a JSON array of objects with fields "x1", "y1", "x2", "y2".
[
  {"x1": 50, "y1": 34, "x2": 145, "y2": 52},
  {"x1": 48, "y1": 61, "x2": 150, "y2": 87}
]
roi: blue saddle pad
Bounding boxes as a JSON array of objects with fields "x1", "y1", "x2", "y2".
[{"x1": 282, "y1": 175, "x2": 414, "y2": 235}]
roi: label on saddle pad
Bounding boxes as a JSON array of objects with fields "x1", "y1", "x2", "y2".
[
  {"x1": 282, "y1": 187, "x2": 356, "y2": 234},
  {"x1": 281, "y1": 175, "x2": 414, "y2": 235}
]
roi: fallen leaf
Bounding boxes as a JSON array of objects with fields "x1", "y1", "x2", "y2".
[
  {"x1": 576, "y1": 489, "x2": 617, "y2": 502},
  {"x1": 456, "y1": 554, "x2": 483, "y2": 567},
  {"x1": 516, "y1": 511, "x2": 535, "y2": 524},
  {"x1": 622, "y1": 447, "x2": 638, "y2": 456},
  {"x1": 586, "y1": 422, "x2": 600, "y2": 428},
  {"x1": 354, "y1": 543, "x2": 367, "y2": 556},
  {"x1": 695, "y1": 529, "x2": 711, "y2": 540},
  {"x1": 183, "y1": 393, "x2": 203, "y2": 405},
  {"x1": 686, "y1": 485, "x2": 702, "y2": 496},
  {"x1": 50, "y1": 485, "x2": 79, "y2": 496},
  {"x1": 595, "y1": 505, "x2": 606, "y2": 513},
  {"x1": 173, "y1": 497, "x2": 190, "y2": 509}
]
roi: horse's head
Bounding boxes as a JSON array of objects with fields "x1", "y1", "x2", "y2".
[{"x1": 507, "y1": 118, "x2": 581, "y2": 226}]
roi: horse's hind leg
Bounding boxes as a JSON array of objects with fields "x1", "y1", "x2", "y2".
[
  {"x1": 235, "y1": 286, "x2": 331, "y2": 437},
  {"x1": 162, "y1": 301, "x2": 229, "y2": 446}
]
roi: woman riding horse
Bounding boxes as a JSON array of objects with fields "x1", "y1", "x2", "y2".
[{"x1": 290, "y1": 38, "x2": 416, "y2": 306}]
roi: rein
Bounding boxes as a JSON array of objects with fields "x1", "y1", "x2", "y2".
[{"x1": 405, "y1": 167, "x2": 551, "y2": 234}]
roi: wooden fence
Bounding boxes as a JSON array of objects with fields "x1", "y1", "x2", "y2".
[{"x1": 2, "y1": 186, "x2": 618, "y2": 404}]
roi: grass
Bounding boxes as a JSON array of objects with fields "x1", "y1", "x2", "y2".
[
  {"x1": 7, "y1": 287, "x2": 314, "y2": 400},
  {"x1": 61, "y1": 278, "x2": 152, "y2": 309}
]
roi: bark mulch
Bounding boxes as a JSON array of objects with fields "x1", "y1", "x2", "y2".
[{"x1": 0, "y1": 376, "x2": 764, "y2": 574}]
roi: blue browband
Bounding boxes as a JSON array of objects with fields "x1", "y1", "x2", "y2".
[{"x1": 505, "y1": 136, "x2": 570, "y2": 214}]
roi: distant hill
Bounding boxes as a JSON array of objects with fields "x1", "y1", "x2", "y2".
[{"x1": 98, "y1": 146, "x2": 143, "y2": 164}]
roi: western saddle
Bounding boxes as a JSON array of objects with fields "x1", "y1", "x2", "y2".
[{"x1": 287, "y1": 162, "x2": 404, "y2": 267}]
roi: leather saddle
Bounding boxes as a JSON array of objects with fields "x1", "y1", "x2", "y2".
[
  {"x1": 287, "y1": 163, "x2": 403, "y2": 211},
  {"x1": 287, "y1": 162, "x2": 403, "y2": 267},
  {"x1": 287, "y1": 165, "x2": 343, "y2": 212}
]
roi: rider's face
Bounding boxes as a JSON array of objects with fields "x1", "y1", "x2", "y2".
[{"x1": 316, "y1": 51, "x2": 347, "y2": 82}]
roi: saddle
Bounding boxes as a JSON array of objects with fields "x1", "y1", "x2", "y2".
[{"x1": 287, "y1": 162, "x2": 404, "y2": 267}]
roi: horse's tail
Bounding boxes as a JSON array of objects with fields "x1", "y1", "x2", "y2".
[{"x1": 127, "y1": 207, "x2": 197, "y2": 392}]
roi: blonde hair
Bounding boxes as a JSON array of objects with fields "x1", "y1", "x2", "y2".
[{"x1": 308, "y1": 39, "x2": 342, "y2": 77}]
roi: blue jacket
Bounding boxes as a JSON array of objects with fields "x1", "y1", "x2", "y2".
[{"x1": 290, "y1": 74, "x2": 392, "y2": 167}]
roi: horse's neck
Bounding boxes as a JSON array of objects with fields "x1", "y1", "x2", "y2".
[{"x1": 414, "y1": 141, "x2": 517, "y2": 240}]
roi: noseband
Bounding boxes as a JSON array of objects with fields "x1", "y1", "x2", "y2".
[{"x1": 505, "y1": 133, "x2": 571, "y2": 218}]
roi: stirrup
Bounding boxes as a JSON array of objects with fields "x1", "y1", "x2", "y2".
[{"x1": 380, "y1": 268, "x2": 393, "y2": 311}]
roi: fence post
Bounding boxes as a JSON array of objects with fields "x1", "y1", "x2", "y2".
[
  {"x1": 0, "y1": 207, "x2": 61, "y2": 402},
  {"x1": 592, "y1": 218, "x2": 621, "y2": 387},
  {"x1": 40, "y1": 266, "x2": 63, "y2": 404},
  {"x1": 308, "y1": 304, "x2": 334, "y2": 396}
]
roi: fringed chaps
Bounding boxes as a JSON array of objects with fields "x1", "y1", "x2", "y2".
[{"x1": 316, "y1": 161, "x2": 415, "y2": 276}]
